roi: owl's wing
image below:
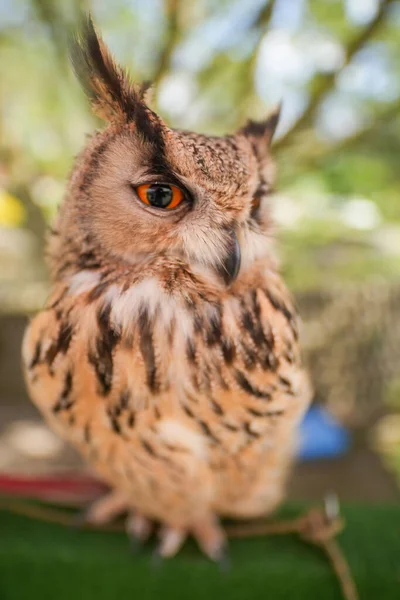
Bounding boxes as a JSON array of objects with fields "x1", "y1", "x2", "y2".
[
  {"x1": 178, "y1": 280, "x2": 312, "y2": 452},
  {"x1": 22, "y1": 283, "x2": 122, "y2": 452}
]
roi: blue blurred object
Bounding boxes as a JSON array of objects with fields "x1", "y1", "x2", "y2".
[{"x1": 297, "y1": 404, "x2": 350, "y2": 461}]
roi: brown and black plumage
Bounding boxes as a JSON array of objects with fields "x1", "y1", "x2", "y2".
[{"x1": 22, "y1": 16, "x2": 311, "y2": 561}]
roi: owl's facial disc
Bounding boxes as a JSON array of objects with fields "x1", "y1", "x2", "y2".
[
  {"x1": 219, "y1": 230, "x2": 241, "y2": 286},
  {"x1": 69, "y1": 16, "x2": 279, "y2": 285}
]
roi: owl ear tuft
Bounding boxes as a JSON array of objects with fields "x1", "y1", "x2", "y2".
[
  {"x1": 240, "y1": 105, "x2": 281, "y2": 157},
  {"x1": 69, "y1": 14, "x2": 151, "y2": 125}
]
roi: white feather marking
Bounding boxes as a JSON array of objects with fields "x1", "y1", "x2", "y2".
[
  {"x1": 181, "y1": 224, "x2": 226, "y2": 268},
  {"x1": 68, "y1": 270, "x2": 101, "y2": 295},
  {"x1": 239, "y1": 227, "x2": 276, "y2": 271},
  {"x1": 104, "y1": 278, "x2": 193, "y2": 338},
  {"x1": 157, "y1": 419, "x2": 207, "y2": 460},
  {"x1": 21, "y1": 325, "x2": 33, "y2": 367}
]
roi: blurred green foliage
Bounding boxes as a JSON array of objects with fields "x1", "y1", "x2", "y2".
[{"x1": 0, "y1": 0, "x2": 400, "y2": 477}]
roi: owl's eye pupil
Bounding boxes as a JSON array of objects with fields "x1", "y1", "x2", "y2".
[
  {"x1": 135, "y1": 182, "x2": 184, "y2": 210},
  {"x1": 146, "y1": 184, "x2": 173, "y2": 208}
]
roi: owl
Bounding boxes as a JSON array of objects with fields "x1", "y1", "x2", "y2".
[{"x1": 22, "y1": 16, "x2": 311, "y2": 562}]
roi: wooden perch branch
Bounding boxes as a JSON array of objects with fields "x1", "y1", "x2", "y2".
[
  {"x1": 275, "y1": 0, "x2": 395, "y2": 149},
  {"x1": 0, "y1": 499, "x2": 358, "y2": 600}
]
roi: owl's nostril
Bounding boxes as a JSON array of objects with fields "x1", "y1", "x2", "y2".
[{"x1": 219, "y1": 230, "x2": 241, "y2": 286}]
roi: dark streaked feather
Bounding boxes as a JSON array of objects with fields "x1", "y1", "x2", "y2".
[{"x1": 240, "y1": 105, "x2": 281, "y2": 152}]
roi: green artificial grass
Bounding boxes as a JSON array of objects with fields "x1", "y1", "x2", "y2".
[{"x1": 0, "y1": 502, "x2": 399, "y2": 600}]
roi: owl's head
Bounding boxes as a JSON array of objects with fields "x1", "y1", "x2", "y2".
[{"x1": 67, "y1": 16, "x2": 280, "y2": 286}]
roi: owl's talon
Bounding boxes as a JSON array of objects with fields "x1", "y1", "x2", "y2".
[
  {"x1": 157, "y1": 526, "x2": 186, "y2": 558},
  {"x1": 192, "y1": 515, "x2": 227, "y2": 563},
  {"x1": 215, "y1": 545, "x2": 231, "y2": 572},
  {"x1": 324, "y1": 492, "x2": 340, "y2": 522},
  {"x1": 151, "y1": 548, "x2": 164, "y2": 568},
  {"x1": 78, "y1": 489, "x2": 130, "y2": 526},
  {"x1": 70, "y1": 508, "x2": 90, "y2": 529},
  {"x1": 128, "y1": 533, "x2": 144, "y2": 554},
  {"x1": 126, "y1": 513, "x2": 153, "y2": 543}
]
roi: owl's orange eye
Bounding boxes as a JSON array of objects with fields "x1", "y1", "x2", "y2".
[{"x1": 135, "y1": 183, "x2": 184, "y2": 209}]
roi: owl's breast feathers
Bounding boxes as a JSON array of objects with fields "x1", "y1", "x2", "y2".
[{"x1": 23, "y1": 261, "x2": 311, "y2": 515}]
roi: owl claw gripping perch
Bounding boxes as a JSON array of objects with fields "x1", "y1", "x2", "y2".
[{"x1": 22, "y1": 15, "x2": 312, "y2": 561}]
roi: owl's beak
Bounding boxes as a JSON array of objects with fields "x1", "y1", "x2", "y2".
[{"x1": 220, "y1": 230, "x2": 241, "y2": 286}]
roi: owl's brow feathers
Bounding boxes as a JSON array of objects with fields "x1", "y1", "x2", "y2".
[{"x1": 69, "y1": 14, "x2": 164, "y2": 150}]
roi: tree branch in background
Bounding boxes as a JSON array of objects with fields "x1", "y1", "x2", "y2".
[
  {"x1": 152, "y1": 0, "x2": 183, "y2": 90},
  {"x1": 287, "y1": 97, "x2": 400, "y2": 175},
  {"x1": 0, "y1": 0, "x2": 83, "y2": 259},
  {"x1": 12, "y1": 182, "x2": 48, "y2": 256},
  {"x1": 31, "y1": 0, "x2": 70, "y2": 72},
  {"x1": 1, "y1": 144, "x2": 48, "y2": 257},
  {"x1": 330, "y1": 99, "x2": 400, "y2": 153},
  {"x1": 237, "y1": 0, "x2": 277, "y2": 121},
  {"x1": 275, "y1": 0, "x2": 395, "y2": 150},
  {"x1": 30, "y1": 0, "x2": 92, "y2": 72}
]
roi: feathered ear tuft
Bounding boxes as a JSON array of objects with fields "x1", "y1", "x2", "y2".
[
  {"x1": 240, "y1": 105, "x2": 281, "y2": 158},
  {"x1": 69, "y1": 14, "x2": 150, "y2": 124}
]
